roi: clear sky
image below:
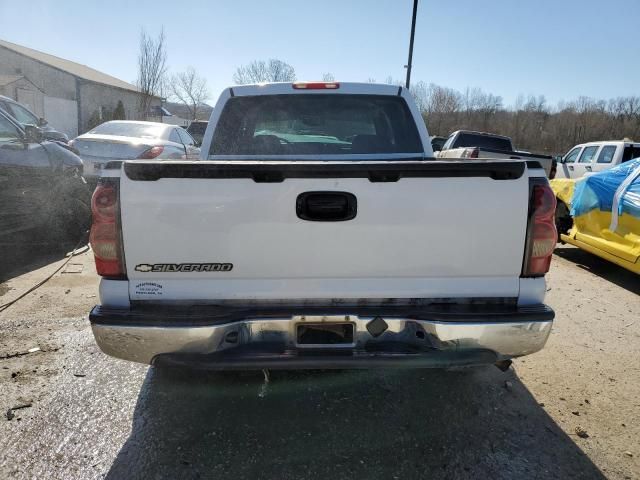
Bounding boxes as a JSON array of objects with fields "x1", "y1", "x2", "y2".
[{"x1": 1, "y1": 0, "x2": 638, "y2": 106}]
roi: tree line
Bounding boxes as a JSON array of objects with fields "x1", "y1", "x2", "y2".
[
  {"x1": 409, "y1": 82, "x2": 640, "y2": 155},
  {"x1": 135, "y1": 38, "x2": 639, "y2": 155},
  {"x1": 231, "y1": 58, "x2": 640, "y2": 156}
]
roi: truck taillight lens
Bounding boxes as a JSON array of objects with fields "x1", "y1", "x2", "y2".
[
  {"x1": 92, "y1": 185, "x2": 117, "y2": 221},
  {"x1": 463, "y1": 147, "x2": 479, "y2": 158},
  {"x1": 90, "y1": 182, "x2": 126, "y2": 278},
  {"x1": 522, "y1": 180, "x2": 557, "y2": 277},
  {"x1": 137, "y1": 146, "x2": 164, "y2": 159}
]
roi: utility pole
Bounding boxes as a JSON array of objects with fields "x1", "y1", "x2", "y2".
[{"x1": 405, "y1": 0, "x2": 419, "y2": 89}]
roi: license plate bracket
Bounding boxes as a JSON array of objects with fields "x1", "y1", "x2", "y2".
[{"x1": 296, "y1": 323, "x2": 354, "y2": 346}]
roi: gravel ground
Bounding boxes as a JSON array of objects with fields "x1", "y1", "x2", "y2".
[{"x1": 0, "y1": 241, "x2": 638, "y2": 479}]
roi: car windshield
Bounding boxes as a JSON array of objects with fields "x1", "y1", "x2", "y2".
[
  {"x1": 88, "y1": 122, "x2": 165, "y2": 139},
  {"x1": 6, "y1": 101, "x2": 39, "y2": 125},
  {"x1": 210, "y1": 94, "x2": 422, "y2": 156}
]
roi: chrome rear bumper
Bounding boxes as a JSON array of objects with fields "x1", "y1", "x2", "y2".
[{"x1": 89, "y1": 304, "x2": 553, "y2": 369}]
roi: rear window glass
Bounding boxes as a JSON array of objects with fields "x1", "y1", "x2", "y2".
[
  {"x1": 451, "y1": 133, "x2": 512, "y2": 151},
  {"x1": 88, "y1": 122, "x2": 165, "y2": 139},
  {"x1": 622, "y1": 145, "x2": 640, "y2": 162},
  {"x1": 210, "y1": 94, "x2": 422, "y2": 156}
]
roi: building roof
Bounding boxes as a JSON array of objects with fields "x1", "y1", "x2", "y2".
[{"x1": 0, "y1": 38, "x2": 142, "y2": 94}]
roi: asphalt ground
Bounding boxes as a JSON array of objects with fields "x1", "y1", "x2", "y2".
[{"x1": 0, "y1": 240, "x2": 638, "y2": 479}]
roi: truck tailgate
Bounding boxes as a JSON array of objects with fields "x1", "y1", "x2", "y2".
[{"x1": 119, "y1": 161, "x2": 530, "y2": 301}]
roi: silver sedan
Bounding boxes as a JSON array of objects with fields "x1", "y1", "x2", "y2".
[{"x1": 71, "y1": 120, "x2": 200, "y2": 181}]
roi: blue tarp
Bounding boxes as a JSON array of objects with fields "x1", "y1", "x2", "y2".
[{"x1": 572, "y1": 158, "x2": 640, "y2": 218}]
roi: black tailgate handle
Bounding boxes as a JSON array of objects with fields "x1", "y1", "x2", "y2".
[{"x1": 296, "y1": 191, "x2": 357, "y2": 221}]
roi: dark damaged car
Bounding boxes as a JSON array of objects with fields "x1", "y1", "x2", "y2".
[{"x1": 0, "y1": 110, "x2": 90, "y2": 240}]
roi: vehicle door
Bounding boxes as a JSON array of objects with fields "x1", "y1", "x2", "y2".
[
  {"x1": 178, "y1": 128, "x2": 200, "y2": 160},
  {"x1": 573, "y1": 145, "x2": 599, "y2": 177},
  {"x1": 591, "y1": 145, "x2": 618, "y2": 174},
  {"x1": 0, "y1": 115, "x2": 52, "y2": 235},
  {"x1": 558, "y1": 146, "x2": 582, "y2": 178}
]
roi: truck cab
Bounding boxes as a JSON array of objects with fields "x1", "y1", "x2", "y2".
[
  {"x1": 556, "y1": 140, "x2": 640, "y2": 179},
  {"x1": 438, "y1": 130, "x2": 554, "y2": 177}
]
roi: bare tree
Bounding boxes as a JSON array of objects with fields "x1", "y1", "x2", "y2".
[
  {"x1": 322, "y1": 72, "x2": 335, "y2": 82},
  {"x1": 409, "y1": 81, "x2": 429, "y2": 112},
  {"x1": 365, "y1": 74, "x2": 640, "y2": 154},
  {"x1": 233, "y1": 59, "x2": 296, "y2": 84},
  {"x1": 169, "y1": 67, "x2": 210, "y2": 120},
  {"x1": 430, "y1": 83, "x2": 638, "y2": 152},
  {"x1": 427, "y1": 84, "x2": 462, "y2": 135},
  {"x1": 136, "y1": 28, "x2": 168, "y2": 120},
  {"x1": 384, "y1": 76, "x2": 404, "y2": 86}
]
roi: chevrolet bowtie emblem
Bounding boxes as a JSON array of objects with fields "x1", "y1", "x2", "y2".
[{"x1": 134, "y1": 264, "x2": 153, "y2": 272}]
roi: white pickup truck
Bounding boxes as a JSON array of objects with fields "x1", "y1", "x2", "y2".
[
  {"x1": 88, "y1": 82, "x2": 556, "y2": 370},
  {"x1": 555, "y1": 140, "x2": 640, "y2": 179},
  {"x1": 438, "y1": 130, "x2": 555, "y2": 178}
]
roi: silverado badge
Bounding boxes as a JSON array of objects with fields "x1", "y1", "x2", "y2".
[{"x1": 135, "y1": 263, "x2": 233, "y2": 273}]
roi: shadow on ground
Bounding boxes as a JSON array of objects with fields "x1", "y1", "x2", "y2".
[
  {"x1": 554, "y1": 245, "x2": 639, "y2": 295},
  {"x1": 0, "y1": 231, "x2": 81, "y2": 284},
  {"x1": 107, "y1": 366, "x2": 604, "y2": 480}
]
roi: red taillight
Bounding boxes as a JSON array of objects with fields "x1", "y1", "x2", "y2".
[
  {"x1": 522, "y1": 181, "x2": 557, "y2": 277},
  {"x1": 292, "y1": 82, "x2": 340, "y2": 90},
  {"x1": 90, "y1": 182, "x2": 126, "y2": 278},
  {"x1": 463, "y1": 147, "x2": 479, "y2": 159},
  {"x1": 531, "y1": 182, "x2": 556, "y2": 218},
  {"x1": 137, "y1": 146, "x2": 164, "y2": 159},
  {"x1": 92, "y1": 185, "x2": 117, "y2": 221}
]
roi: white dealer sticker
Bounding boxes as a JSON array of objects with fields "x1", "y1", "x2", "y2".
[{"x1": 134, "y1": 282, "x2": 164, "y2": 296}]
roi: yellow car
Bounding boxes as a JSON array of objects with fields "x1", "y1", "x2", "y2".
[{"x1": 551, "y1": 160, "x2": 640, "y2": 274}]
